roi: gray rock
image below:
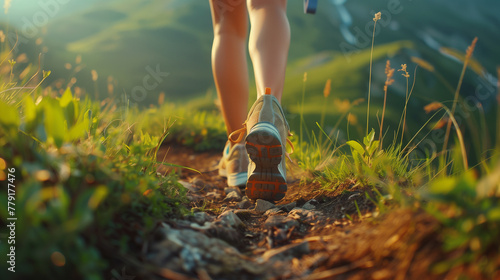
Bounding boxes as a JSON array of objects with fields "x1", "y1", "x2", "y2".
[
  {"x1": 237, "y1": 197, "x2": 253, "y2": 209},
  {"x1": 234, "y1": 209, "x2": 253, "y2": 220},
  {"x1": 264, "y1": 208, "x2": 285, "y2": 216},
  {"x1": 191, "y1": 212, "x2": 215, "y2": 225},
  {"x1": 149, "y1": 223, "x2": 266, "y2": 276},
  {"x1": 178, "y1": 180, "x2": 199, "y2": 192},
  {"x1": 264, "y1": 215, "x2": 300, "y2": 228},
  {"x1": 206, "y1": 191, "x2": 221, "y2": 200},
  {"x1": 217, "y1": 210, "x2": 244, "y2": 228},
  {"x1": 279, "y1": 202, "x2": 297, "y2": 212},
  {"x1": 223, "y1": 191, "x2": 242, "y2": 202},
  {"x1": 288, "y1": 208, "x2": 318, "y2": 224},
  {"x1": 302, "y1": 201, "x2": 316, "y2": 210},
  {"x1": 224, "y1": 187, "x2": 242, "y2": 196},
  {"x1": 255, "y1": 199, "x2": 275, "y2": 213}
]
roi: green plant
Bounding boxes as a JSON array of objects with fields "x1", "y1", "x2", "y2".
[
  {"x1": 424, "y1": 169, "x2": 500, "y2": 276},
  {"x1": 0, "y1": 82, "x2": 187, "y2": 279},
  {"x1": 347, "y1": 129, "x2": 381, "y2": 172}
]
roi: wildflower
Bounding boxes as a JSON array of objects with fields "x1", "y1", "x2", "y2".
[
  {"x1": 373, "y1": 12, "x2": 381, "y2": 22},
  {"x1": 465, "y1": 37, "x2": 478, "y2": 60},
  {"x1": 334, "y1": 98, "x2": 350, "y2": 113},
  {"x1": 16, "y1": 53, "x2": 27, "y2": 63},
  {"x1": 424, "y1": 102, "x2": 443, "y2": 114},
  {"x1": 303, "y1": 72, "x2": 308, "y2": 83},
  {"x1": 4, "y1": 0, "x2": 11, "y2": 14},
  {"x1": 158, "y1": 92, "x2": 165, "y2": 105},
  {"x1": 352, "y1": 98, "x2": 364, "y2": 106},
  {"x1": 432, "y1": 118, "x2": 448, "y2": 130},
  {"x1": 399, "y1": 64, "x2": 410, "y2": 78},
  {"x1": 383, "y1": 60, "x2": 395, "y2": 92},
  {"x1": 91, "y1": 69, "x2": 98, "y2": 81},
  {"x1": 411, "y1": 57, "x2": 435, "y2": 72},
  {"x1": 75, "y1": 55, "x2": 82, "y2": 64},
  {"x1": 323, "y1": 79, "x2": 331, "y2": 98},
  {"x1": 347, "y1": 113, "x2": 358, "y2": 125},
  {"x1": 42, "y1": 69, "x2": 51, "y2": 79},
  {"x1": 0, "y1": 30, "x2": 4, "y2": 42}
]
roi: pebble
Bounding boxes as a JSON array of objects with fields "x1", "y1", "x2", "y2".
[
  {"x1": 302, "y1": 199, "x2": 318, "y2": 210},
  {"x1": 223, "y1": 191, "x2": 242, "y2": 202},
  {"x1": 191, "y1": 212, "x2": 215, "y2": 225},
  {"x1": 206, "y1": 191, "x2": 221, "y2": 199},
  {"x1": 234, "y1": 209, "x2": 253, "y2": 220},
  {"x1": 264, "y1": 208, "x2": 285, "y2": 216},
  {"x1": 264, "y1": 215, "x2": 300, "y2": 228},
  {"x1": 255, "y1": 199, "x2": 275, "y2": 213},
  {"x1": 279, "y1": 202, "x2": 297, "y2": 212},
  {"x1": 224, "y1": 187, "x2": 242, "y2": 196},
  {"x1": 178, "y1": 180, "x2": 199, "y2": 192},
  {"x1": 237, "y1": 197, "x2": 253, "y2": 209},
  {"x1": 217, "y1": 210, "x2": 244, "y2": 228},
  {"x1": 288, "y1": 208, "x2": 318, "y2": 224}
]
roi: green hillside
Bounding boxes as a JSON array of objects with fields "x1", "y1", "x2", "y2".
[{"x1": 25, "y1": 0, "x2": 498, "y2": 147}]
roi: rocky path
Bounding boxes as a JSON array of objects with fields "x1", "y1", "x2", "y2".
[{"x1": 142, "y1": 145, "x2": 451, "y2": 280}]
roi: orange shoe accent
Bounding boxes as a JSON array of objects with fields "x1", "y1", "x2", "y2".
[
  {"x1": 247, "y1": 179, "x2": 286, "y2": 197},
  {"x1": 265, "y1": 87, "x2": 272, "y2": 95},
  {"x1": 246, "y1": 142, "x2": 282, "y2": 158}
]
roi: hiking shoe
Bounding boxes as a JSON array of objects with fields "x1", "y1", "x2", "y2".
[
  {"x1": 218, "y1": 141, "x2": 249, "y2": 187},
  {"x1": 244, "y1": 88, "x2": 291, "y2": 202}
]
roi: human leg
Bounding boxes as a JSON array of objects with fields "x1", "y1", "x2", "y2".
[
  {"x1": 209, "y1": 0, "x2": 249, "y2": 139},
  {"x1": 247, "y1": 0, "x2": 290, "y2": 101},
  {"x1": 209, "y1": 0, "x2": 250, "y2": 187},
  {"x1": 244, "y1": 0, "x2": 291, "y2": 201}
]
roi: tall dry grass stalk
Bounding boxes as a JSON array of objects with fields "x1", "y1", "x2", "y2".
[
  {"x1": 496, "y1": 66, "x2": 500, "y2": 149},
  {"x1": 367, "y1": 12, "x2": 381, "y2": 135},
  {"x1": 398, "y1": 63, "x2": 410, "y2": 148},
  {"x1": 442, "y1": 37, "x2": 478, "y2": 157},
  {"x1": 379, "y1": 60, "x2": 394, "y2": 146},
  {"x1": 4, "y1": 0, "x2": 11, "y2": 14}
]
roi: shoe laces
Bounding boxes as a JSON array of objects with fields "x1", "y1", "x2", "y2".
[
  {"x1": 228, "y1": 122, "x2": 247, "y2": 144},
  {"x1": 286, "y1": 132, "x2": 294, "y2": 163}
]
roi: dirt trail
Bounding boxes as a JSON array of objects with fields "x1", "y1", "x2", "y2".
[{"x1": 142, "y1": 145, "x2": 458, "y2": 280}]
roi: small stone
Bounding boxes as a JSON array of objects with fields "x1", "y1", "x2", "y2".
[
  {"x1": 264, "y1": 215, "x2": 299, "y2": 228},
  {"x1": 279, "y1": 202, "x2": 297, "y2": 212},
  {"x1": 190, "y1": 177, "x2": 205, "y2": 188},
  {"x1": 302, "y1": 199, "x2": 318, "y2": 210},
  {"x1": 206, "y1": 191, "x2": 221, "y2": 199},
  {"x1": 217, "y1": 210, "x2": 244, "y2": 228},
  {"x1": 255, "y1": 199, "x2": 275, "y2": 213},
  {"x1": 224, "y1": 187, "x2": 242, "y2": 196},
  {"x1": 237, "y1": 197, "x2": 253, "y2": 209},
  {"x1": 264, "y1": 208, "x2": 284, "y2": 216},
  {"x1": 178, "y1": 180, "x2": 199, "y2": 192},
  {"x1": 223, "y1": 191, "x2": 242, "y2": 202},
  {"x1": 288, "y1": 208, "x2": 318, "y2": 224},
  {"x1": 234, "y1": 209, "x2": 253, "y2": 220},
  {"x1": 191, "y1": 212, "x2": 215, "y2": 225}
]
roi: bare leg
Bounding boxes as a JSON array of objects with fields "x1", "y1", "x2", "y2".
[
  {"x1": 209, "y1": 0, "x2": 249, "y2": 142},
  {"x1": 247, "y1": 0, "x2": 290, "y2": 102}
]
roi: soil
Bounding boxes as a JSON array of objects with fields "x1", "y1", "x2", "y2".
[{"x1": 120, "y1": 144, "x2": 495, "y2": 280}]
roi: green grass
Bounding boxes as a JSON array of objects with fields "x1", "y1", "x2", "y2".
[{"x1": 0, "y1": 48, "x2": 189, "y2": 279}]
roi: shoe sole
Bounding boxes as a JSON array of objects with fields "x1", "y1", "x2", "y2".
[{"x1": 245, "y1": 122, "x2": 287, "y2": 201}]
